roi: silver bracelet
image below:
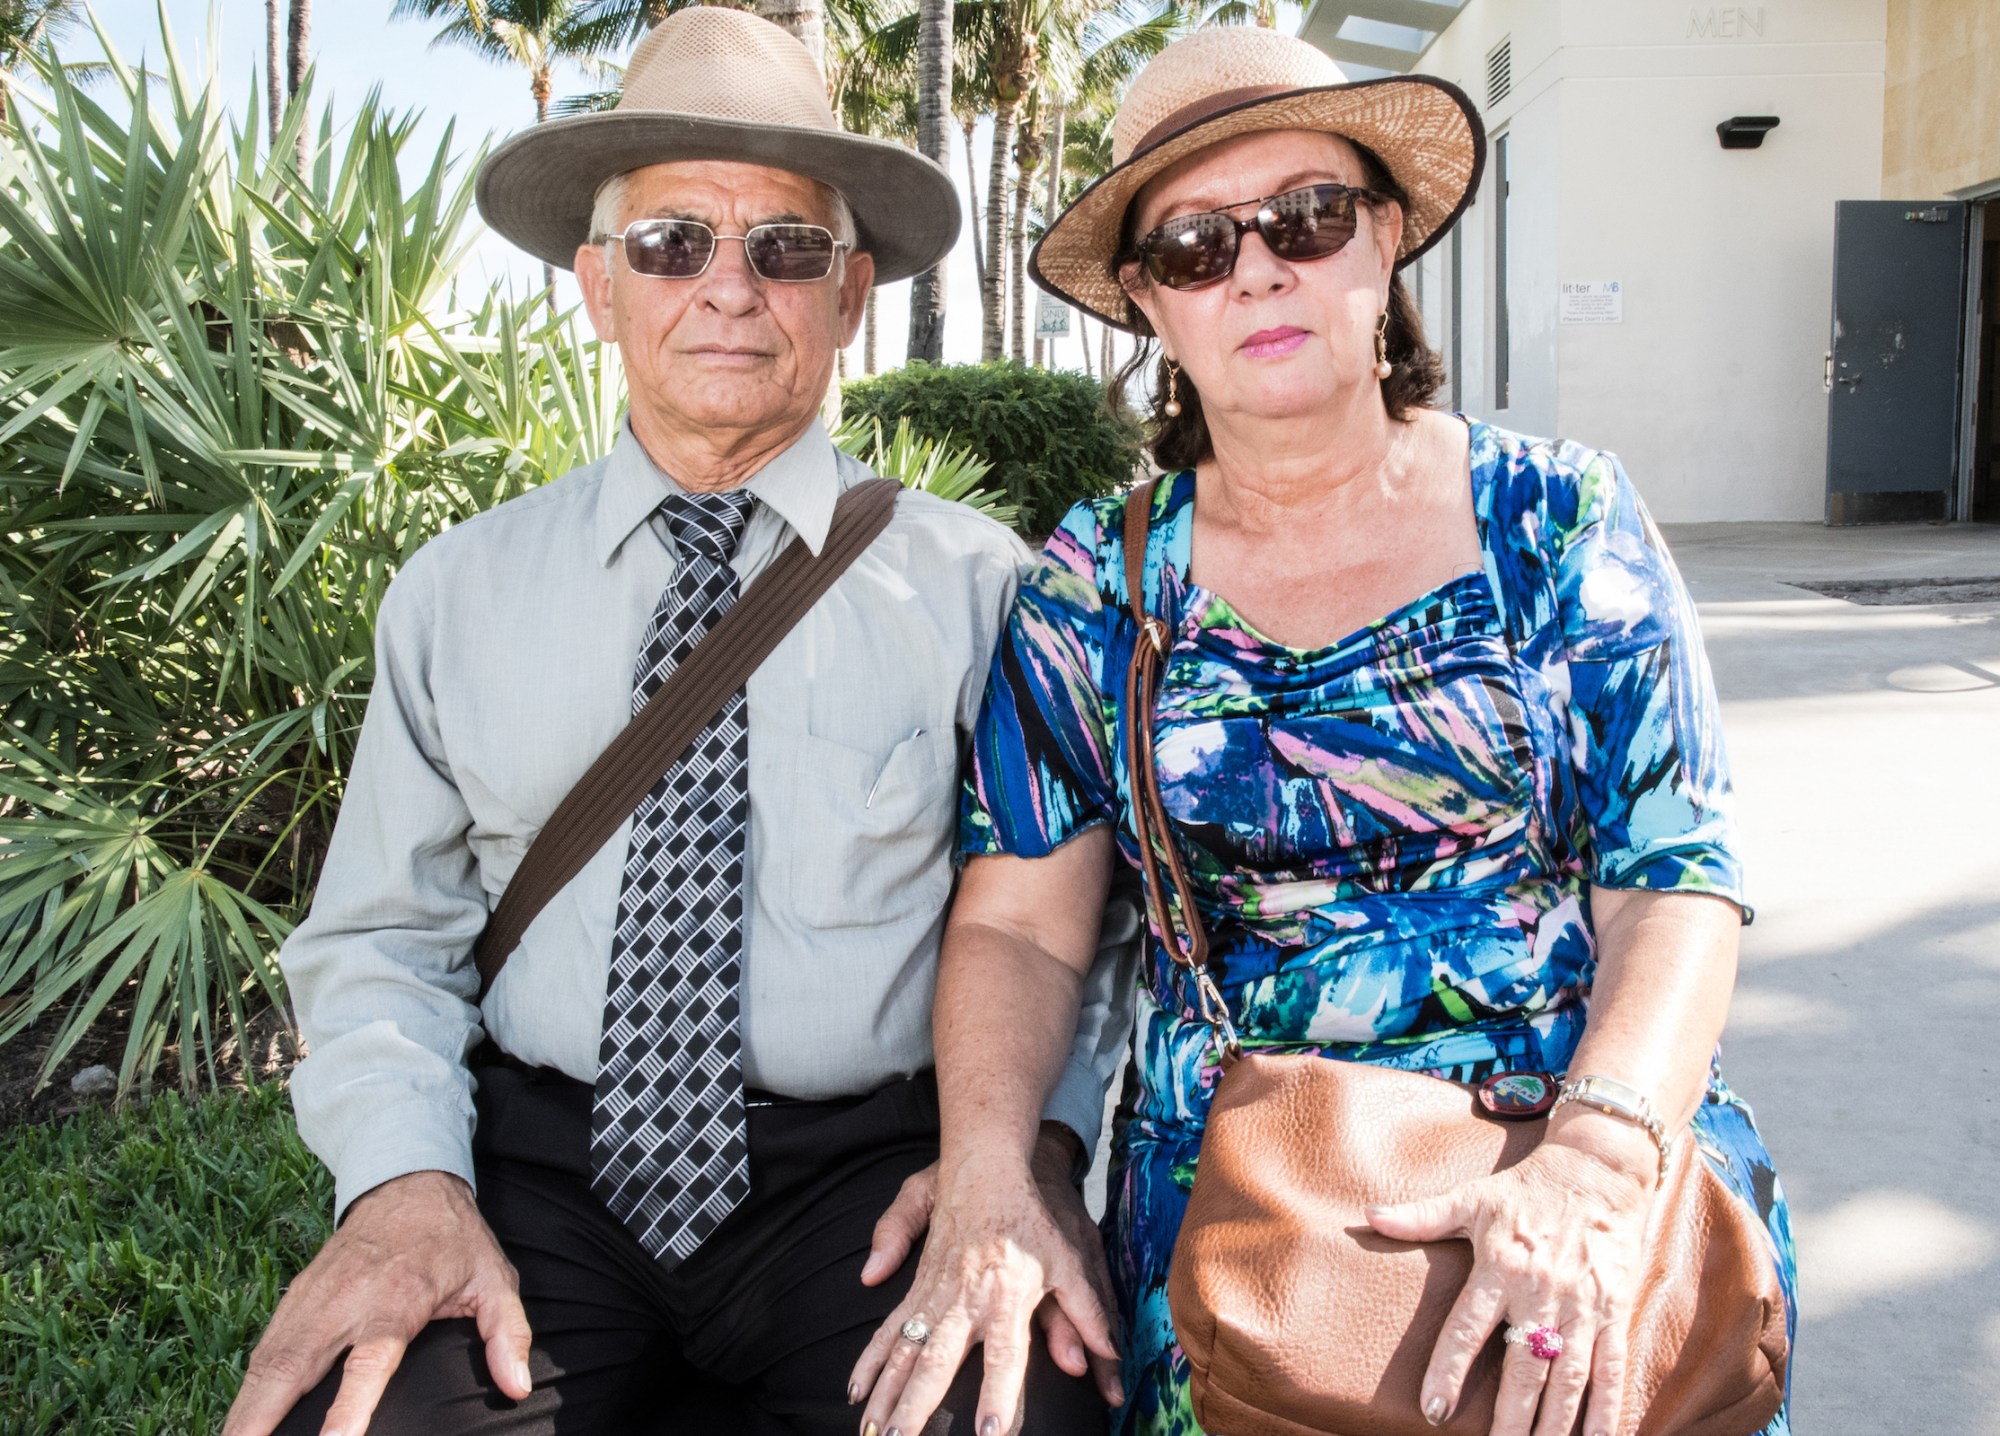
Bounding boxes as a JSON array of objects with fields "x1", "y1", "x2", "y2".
[{"x1": 1552, "y1": 1074, "x2": 1673, "y2": 1187}]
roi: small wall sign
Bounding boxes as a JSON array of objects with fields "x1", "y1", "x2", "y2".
[
  {"x1": 1688, "y1": 7, "x2": 1764, "y2": 40},
  {"x1": 1560, "y1": 279, "x2": 1623, "y2": 324}
]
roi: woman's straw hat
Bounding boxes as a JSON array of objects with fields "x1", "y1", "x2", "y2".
[
  {"x1": 476, "y1": 6, "x2": 958, "y2": 284},
  {"x1": 1031, "y1": 26, "x2": 1484, "y2": 329}
]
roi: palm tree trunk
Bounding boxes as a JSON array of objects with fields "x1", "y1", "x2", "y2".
[
  {"x1": 982, "y1": 100, "x2": 1017, "y2": 363},
  {"x1": 1009, "y1": 157, "x2": 1032, "y2": 362},
  {"x1": 265, "y1": 0, "x2": 284, "y2": 148},
  {"x1": 754, "y1": 0, "x2": 825, "y2": 71},
  {"x1": 534, "y1": 70, "x2": 556, "y2": 313},
  {"x1": 905, "y1": 0, "x2": 953, "y2": 364},
  {"x1": 286, "y1": 0, "x2": 310, "y2": 94},
  {"x1": 864, "y1": 288, "x2": 879, "y2": 374},
  {"x1": 1101, "y1": 322, "x2": 1112, "y2": 380},
  {"x1": 1032, "y1": 102, "x2": 1065, "y2": 368},
  {"x1": 287, "y1": 0, "x2": 311, "y2": 172},
  {"x1": 1078, "y1": 314, "x2": 1093, "y2": 379},
  {"x1": 962, "y1": 119, "x2": 986, "y2": 293}
]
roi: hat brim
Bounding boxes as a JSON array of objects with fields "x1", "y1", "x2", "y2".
[
  {"x1": 476, "y1": 111, "x2": 961, "y2": 285},
  {"x1": 1030, "y1": 75, "x2": 1485, "y2": 330}
]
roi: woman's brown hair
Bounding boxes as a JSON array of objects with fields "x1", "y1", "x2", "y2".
[{"x1": 1109, "y1": 140, "x2": 1448, "y2": 474}]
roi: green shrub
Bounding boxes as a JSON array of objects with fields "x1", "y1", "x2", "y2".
[
  {"x1": 841, "y1": 362, "x2": 1143, "y2": 537},
  {"x1": 0, "y1": 22, "x2": 625, "y2": 1093},
  {"x1": 0, "y1": 1085, "x2": 330, "y2": 1434}
]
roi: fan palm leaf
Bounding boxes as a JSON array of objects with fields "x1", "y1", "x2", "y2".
[{"x1": 0, "y1": 12, "x2": 621, "y2": 1093}]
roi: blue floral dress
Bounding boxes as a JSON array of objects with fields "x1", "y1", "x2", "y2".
[{"x1": 960, "y1": 421, "x2": 1796, "y2": 1436}]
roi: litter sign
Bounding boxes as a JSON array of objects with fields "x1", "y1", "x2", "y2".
[{"x1": 1559, "y1": 279, "x2": 1623, "y2": 324}]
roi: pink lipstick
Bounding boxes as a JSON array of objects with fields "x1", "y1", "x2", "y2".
[{"x1": 1240, "y1": 326, "x2": 1308, "y2": 359}]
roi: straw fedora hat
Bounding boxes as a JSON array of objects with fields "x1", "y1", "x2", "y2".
[
  {"x1": 1031, "y1": 26, "x2": 1483, "y2": 329},
  {"x1": 476, "y1": 6, "x2": 958, "y2": 284}
]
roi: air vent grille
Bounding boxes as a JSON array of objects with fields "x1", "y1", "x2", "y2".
[{"x1": 1486, "y1": 37, "x2": 1512, "y2": 107}]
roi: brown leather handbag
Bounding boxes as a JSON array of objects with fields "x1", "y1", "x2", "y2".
[{"x1": 1117, "y1": 481, "x2": 1789, "y2": 1436}]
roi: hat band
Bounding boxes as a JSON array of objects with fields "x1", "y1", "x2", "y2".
[{"x1": 1130, "y1": 83, "x2": 1300, "y2": 158}]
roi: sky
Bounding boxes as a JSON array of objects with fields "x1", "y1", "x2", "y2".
[{"x1": 76, "y1": 0, "x2": 1236, "y2": 379}]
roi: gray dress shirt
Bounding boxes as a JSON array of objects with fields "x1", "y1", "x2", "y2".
[{"x1": 282, "y1": 419, "x2": 1133, "y2": 1218}]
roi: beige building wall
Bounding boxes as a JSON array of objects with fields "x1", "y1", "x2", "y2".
[
  {"x1": 1387, "y1": 0, "x2": 1887, "y2": 520},
  {"x1": 1883, "y1": 0, "x2": 2000, "y2": 198}
]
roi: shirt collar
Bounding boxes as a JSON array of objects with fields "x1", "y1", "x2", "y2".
[{"x1": 594, "y1": 416, "x2": 842, "y2": 566}]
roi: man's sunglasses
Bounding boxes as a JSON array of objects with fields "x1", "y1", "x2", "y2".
[
  {"x1": 1121, "y1": 183, "x2": 1388, "y2": 292},
  {"x1": 595, "y1": 218, "x2": 849, "y2": 282}
]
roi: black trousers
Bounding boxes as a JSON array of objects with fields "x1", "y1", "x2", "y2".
[{"x1": 278, "y1": 1062, "x2": 1104, "y2": 1435}]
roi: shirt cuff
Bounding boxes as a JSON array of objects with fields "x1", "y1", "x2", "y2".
[
  {"x1": 1041, "y1": 1056, "x2": 1112, "y2": 1180},
  {"x1": 326, "y1": 1100, "x2": 478, "y2": 1224}
]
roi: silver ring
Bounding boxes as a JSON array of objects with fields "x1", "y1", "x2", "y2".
[{"x1": 899, "y1": 1317, "x2": 931, "y2": 1346}]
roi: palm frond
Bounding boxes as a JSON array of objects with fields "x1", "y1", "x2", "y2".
[
  {"x1": 0, "y1": 9, "x2": 625, "y2": 1093},
  {"x1": 831, "y1": 415, "x2": 1019, "y2": 527}
]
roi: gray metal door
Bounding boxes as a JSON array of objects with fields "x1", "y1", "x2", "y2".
[{"x1": 1825, "y1": 200, "x2": 1968, "y2": 524}]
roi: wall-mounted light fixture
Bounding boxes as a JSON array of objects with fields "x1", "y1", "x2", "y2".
[{"x1": 1717, "y1": 116, "x2": 1781, "y2": 149}]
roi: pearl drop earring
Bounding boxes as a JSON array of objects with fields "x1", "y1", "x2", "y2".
[
  {"x1": 1373, "y1": 311, "x2": 1393, "y2": 381},
  {"x1": 1163, "y1": 360, "x2": 1183, "y2": 418}
]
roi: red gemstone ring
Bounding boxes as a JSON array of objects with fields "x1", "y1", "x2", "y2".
[{"x1": 1504, "y1": 1324, "x2": 1565, "y2": 1360}]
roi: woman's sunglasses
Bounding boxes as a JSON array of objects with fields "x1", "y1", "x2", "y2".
[
  {"x1": 1121, "y1": 182, "x2": 1388, "y2": 292},
  {"x1": 596, "y1": 217, "x2": 849, "y2": 282}
]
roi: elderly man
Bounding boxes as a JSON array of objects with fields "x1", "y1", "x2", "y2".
[{"x1": 223, "y1": 11, "x2": 1127, "y2": 1436}]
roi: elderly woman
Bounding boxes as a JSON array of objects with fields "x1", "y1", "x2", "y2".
[{"x1": 850, "y1": 26, "x2": 1796, "y2": 1436}]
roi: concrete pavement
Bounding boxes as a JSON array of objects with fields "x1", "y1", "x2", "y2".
[{"x1": 1667, "y1": 520, "x2": 2000, "y2": 1435}]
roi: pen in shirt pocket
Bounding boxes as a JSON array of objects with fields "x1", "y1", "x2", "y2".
[{"x1": 865, "y1": 727, "x2": 925, "y2": 808}]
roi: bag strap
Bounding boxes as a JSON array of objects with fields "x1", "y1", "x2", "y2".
[
  {"x1": 1120, "y1": 480, "x2": 1239, "y2": 1058},
  {"x1": 472, "y1": 476, "x2": 902, "y2": 999}
]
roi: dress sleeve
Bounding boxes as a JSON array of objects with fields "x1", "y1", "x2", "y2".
[
  {"x1": 960, "y1": 500, "x2": 1121, "y2": 859},
  {"x1": 1551, "y1": 451, "x2": 1745, "y2": 905}
]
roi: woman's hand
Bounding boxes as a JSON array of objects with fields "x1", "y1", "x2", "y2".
[
  {"x1": 1365, "y1": 1111, "x2": 1661, "y2": 1436},
  {"x1": 848, "y1": 1140, "x2": 1122, "y2": 1436}
]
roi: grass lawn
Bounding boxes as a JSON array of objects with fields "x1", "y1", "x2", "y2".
[{"x1": 0, "y1": 1085, "x2": 330, "y2": 1434}]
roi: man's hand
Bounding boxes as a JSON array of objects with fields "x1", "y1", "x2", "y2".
[
  {"x1": 224, "y1": 1170, "x2": 533, "y2": 1436},
  {"x1": 851, "y1": 1128, "x2": 1123, "y2": 1435}
]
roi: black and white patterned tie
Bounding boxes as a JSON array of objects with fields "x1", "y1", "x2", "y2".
[{"x1": 590, "y1": 488, "x2": 756, "y2": 1266}]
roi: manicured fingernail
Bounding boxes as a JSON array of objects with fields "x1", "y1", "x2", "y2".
[
  {"x1": 1425, "y1": 1395, "x2": 1447, "y2": 1423},
  {"x1": 861, "y1": 1423, "x2": 878, "y2": 1436},
  {"x1": 980, "y1": 1418, "x2": 1000, "y2": 1436},
  {"x1": 514, "y1": 1358, "x2": 533, "y2": 1391},
  {"x1": 847, "y1": 1382, "x2": 859, "y2": 1404}
]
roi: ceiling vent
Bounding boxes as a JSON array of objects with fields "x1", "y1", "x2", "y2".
[{"x1": 1486, "y1": 36, "x2": 1512, "y2": 108}]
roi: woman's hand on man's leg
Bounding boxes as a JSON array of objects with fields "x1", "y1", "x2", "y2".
[{"x1": 847, "y1": 1130, "x2": 1121, "y2": 1436}]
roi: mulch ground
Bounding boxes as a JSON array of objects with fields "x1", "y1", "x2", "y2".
[{"x1": 0, "y1": 1001, "x2": 300, "y2": 1134}]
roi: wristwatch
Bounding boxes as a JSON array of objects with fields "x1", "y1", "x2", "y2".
[{"x1": 1553, "y1": 1074, "x2": 1673, "y2": 1187}]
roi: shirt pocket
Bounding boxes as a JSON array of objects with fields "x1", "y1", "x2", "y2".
[{"x1": 778, "y1": 727, "x2": 960, "y2": 929}]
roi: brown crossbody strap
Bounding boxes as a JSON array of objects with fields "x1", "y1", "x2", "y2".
[
  {"x1": 1121, "y1": 480, "x2": 1238, "y2": 1054},
  {"x1": 472, "y1": 476, "x2": 902, "y2": 999}
]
